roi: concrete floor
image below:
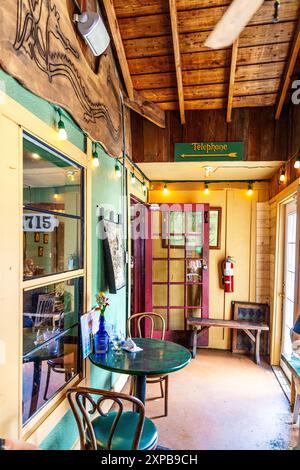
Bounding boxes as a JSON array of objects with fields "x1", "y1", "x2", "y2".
[{"x1": 141, "y1": 350, "x2": 299, "y2": 450}]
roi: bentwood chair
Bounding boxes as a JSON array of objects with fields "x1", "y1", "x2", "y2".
[
  {"x1": 67, "y1": 387, "x2": 158, "y2": 450},
  {"x1": 128, "y1": 312, "x2": 169, "y2": 417}
]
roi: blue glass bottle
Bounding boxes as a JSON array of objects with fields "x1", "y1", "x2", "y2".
[{"x1": 94, "y1": 315, "x2": 109, "y2": 355}]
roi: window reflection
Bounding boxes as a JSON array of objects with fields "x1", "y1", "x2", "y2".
[
  {"x1": 23, "y1": 136, "x2": 82, "y2": 217},
  {"x1": 23, "y1": 278, "x2": 83, "y2": 349},
  {"x1": 22, "y1": 326, "x2": 79, "y2": 424},
  {"x1": 23, "y1": 210, "x2": 82, "y2": 279},
  {"x1": 23, "y1": 136, "x2": 83, "y2": 279}
]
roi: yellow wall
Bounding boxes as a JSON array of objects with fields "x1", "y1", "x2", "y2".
[{"x1": 149, "y1": 182, "x2": 269, "y2": 349}]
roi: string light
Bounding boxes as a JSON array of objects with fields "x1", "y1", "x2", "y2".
[
  {"x1": 57, "y1": 109, "x2": 67, "y2": 141},
  {"x1": 294, "y1": 151, "x2": 300, "y2": 169},
  {"x1": 163, "y1": 183, "x2": 168, "y2": 194},
  {"x1": 92, "y1": 147, "x2": 99, "y2": 168},
  {"x1": 142, "y1": 180, "x2": 147, "y2": 192},
  {"x1": 247, "y1": 182, "x2": 253, "y2": 196},
  {"x1": 279, "y1": 167, "x2": 286, "y2": 183},
  {"x1": 131, "y1": 172, "x2": 136, "y2": 185},
  {"x1": 203, "y1": 182, "x2": 209, "y2": 195},
  {"x1": 32, "y1": 153, "x2": 41, "y2": 160},
  {"x1": 115, "y1": 163, "x2": 122, "y2": 178}
]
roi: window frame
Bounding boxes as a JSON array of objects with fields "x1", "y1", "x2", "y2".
[{"x1": 22, "y1": 132, "x2": 86, "y2": 428}]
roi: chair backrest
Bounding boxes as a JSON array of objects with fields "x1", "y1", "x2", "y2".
[
  {"x1": 128, "y1": 312, "x2": 165, "y2": 340},
  {"x1": 67, "y1": 387, "x2": 145, "y2": 450},
  {"x1": 35, "y1": 294, "x2": 55, "y2": 327}
]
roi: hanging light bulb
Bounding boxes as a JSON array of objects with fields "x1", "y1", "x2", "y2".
[
  {"x1": 247, "y1": 182, "x2": 253, "y2": 196},
  {"x1": 115, "y1": 163, "x2": 122, "y2": 178},
  {"x1": 57, "y1": 110, "x2": 67, "y2": 141},
  {"x1": 163, "y1": 183, "x2": 168, "y2": 194},
  {"x1": 294, "y1": 152, "x2": 300, "y2": 169},
  {"x1": 92, "y1": 148, "x2": 99, "y2": 167},
  {"x1": 131, "y1": 172, "x2": 136, "y2": 184},
  {"x1": 279, "y1": 167, "x2": 286, "y2": 183},
  {"x1": 142, "y1": 180, "x2": 147, "y2": 192},
  {"x1": 203, "y1": 182, "x2": 209, "y2": 195}
]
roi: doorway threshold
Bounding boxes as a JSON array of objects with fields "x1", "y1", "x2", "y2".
[{"x1": 272, "y1": 366, "x2": 291, "y2": 402}]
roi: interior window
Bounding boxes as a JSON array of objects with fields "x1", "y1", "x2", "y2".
[
  {"x1": 22, "y1": 134, "x2": 85, "y2": 425},
  {"x1": 23, "y1": 135, "x2": 84, "y2": 279}
]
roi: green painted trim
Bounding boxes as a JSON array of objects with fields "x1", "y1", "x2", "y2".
[
  {"x1": 0, "y1": 69, "x2": 86, "y2": 152},
  {"x1": 40, "y1": 410, "x2": 78, "y2": 450}
]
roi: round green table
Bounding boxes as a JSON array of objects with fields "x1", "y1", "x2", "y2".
[{"x1": 89, "y1": 338, "x2": 191, "y2": 404}]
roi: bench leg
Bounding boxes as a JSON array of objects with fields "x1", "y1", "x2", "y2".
[
  {"x1": 192, "y1": 328, "x2": 198, "y2": 359},
  {"x1": 255, "y1": 330, "x2": 261, "y2": 365},
  {"x1": 293, "y1": 394, "x2": 300, "y2": 424}
]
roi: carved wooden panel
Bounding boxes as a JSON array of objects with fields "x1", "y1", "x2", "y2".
[{"x1": 0, "y1": 0, "x2": 124, "y2": 157}]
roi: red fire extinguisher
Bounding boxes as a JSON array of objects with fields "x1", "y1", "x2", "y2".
[{"x1": 222, "y1": 256, "x2": 235, "y2": 293}]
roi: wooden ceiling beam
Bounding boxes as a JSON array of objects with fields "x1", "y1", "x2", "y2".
[
  {"x1": 102, "y1": 0, "x2": 165, "y2": 128},
  {"x1": 169, "y1": 0, "x2": 185, "y2": 124},
  {"x1": 124, "y1": 90, "x2": 166, "y2": 128},
  {"x1": 275, "y1": 15, "x2": 300, "y2": 120},
  {"x1": 227, "y1": 38, "x2": 239, "y2": 123},
  {"x1": 102, "y1": 0, "x2": 134, "y2": 99}
]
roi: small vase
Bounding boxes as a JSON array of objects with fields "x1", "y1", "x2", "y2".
[{"x1": 94, "y1": 315, "x2": 109, "y2": 355}]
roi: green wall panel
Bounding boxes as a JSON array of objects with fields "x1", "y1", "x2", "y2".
[
  {"x1": 91, "y1": 145, "x2": 127, "y2": 391},
  {"x1": 1, "y1": 67, "x2": 128, "y2": 448},
  {"x1": 40, "y1": 410, "x2": 78, "y2": 451},
  {"x1": 0, "y1": 69, "x2": 86, "y2": 152}
]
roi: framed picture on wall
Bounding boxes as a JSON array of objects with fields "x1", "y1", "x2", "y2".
[
  {"x1": 34, "y1": 232, "x2": 40, "y2": 243},
  {"x1": 231, "y1": 301, "x2": 269, "y2": 356},
  {"x1": 43, "y1": 234, "x2": 49, "y2": 244},
  {"x1": 209, "y1": 207, "x2": 222, "y2": 250}
]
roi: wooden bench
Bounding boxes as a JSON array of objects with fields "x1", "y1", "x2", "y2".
[
  {"x1": 187, "y1": 317, "x2": 270, "y2": 365},
  {"x1": 281, "y1": 353, "x2": 300, "y2": 427}
]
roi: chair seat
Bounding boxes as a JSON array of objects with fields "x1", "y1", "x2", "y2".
[{"x1": 91, "y1": 411, "x2": 158, "y2": 450}]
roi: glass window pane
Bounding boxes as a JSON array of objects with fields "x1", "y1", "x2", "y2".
[
  {"x1": 23, "y1": 210, "x2": 82, "y2": 279},
  {"x1": 22, "y1": 325, "x2": 80, "y2": 424},
  {"x1": 153, "y1": 285, "x2": 167, "y2": 307},
  {"x1": 169, "y1": 309, "x2": 185, "y2": 331},
  {"x1": 153, "y1": 260, "x2": 168, "y2": 282},
  {"x1": 169, "y1": 260, "x2": 185, "y2": 282},
  {"x1": 23, "y1": 277, "x2": 84, "y2": 355},
  {"x1": 23, "y1": 136, "x2": 82, "y2": 217}
]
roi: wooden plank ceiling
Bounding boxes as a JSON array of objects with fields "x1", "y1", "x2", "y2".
[{"x1": 111, "y1": 0, "x2": 300, "y2": 121}]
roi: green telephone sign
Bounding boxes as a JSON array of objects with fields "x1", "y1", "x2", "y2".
[{"x1": 174, "y1": 142, "x2": 244, "y2": 162}]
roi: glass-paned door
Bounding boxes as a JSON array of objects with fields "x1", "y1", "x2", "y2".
[
  {"x1": 145, "y1": 203, "x2": 209, "y2": 344},
  {"x1": 280, "y1": 200, "x2": 297, "y2": 379}
]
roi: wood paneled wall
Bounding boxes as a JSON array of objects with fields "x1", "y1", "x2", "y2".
[
  {"x1": 131, "y1": 105, "x2": 299, "y2": 163},
  {"x1": 269, "y1": 105, "x2": 300, "y2": 198}
]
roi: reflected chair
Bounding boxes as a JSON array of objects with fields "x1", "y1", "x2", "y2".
[
  {"x1": 43, "y1": 351, "x2": 75, "y2": 400},
  {"x1": 67, "y1": 386, "x2": 158, "y2": 450},
  {"x1": 23, "y1": 294, "x2": 56, "y2": 329},
  {"x1": 128, "y1": 312, "x2": 169, "y2": 417}
]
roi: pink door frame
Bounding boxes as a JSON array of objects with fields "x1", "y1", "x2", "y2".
[{"x1": 145, "y1": 203, "x2": 210, "y2": 346}]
